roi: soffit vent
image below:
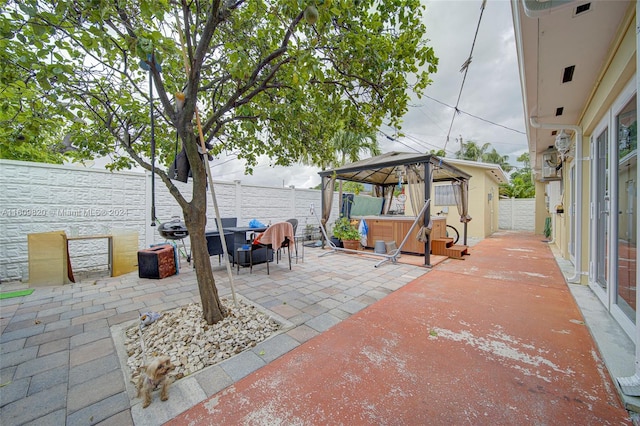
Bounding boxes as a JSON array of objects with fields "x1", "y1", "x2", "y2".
[
  {"x1": 574, "y1": 3, "x2": 591, "y2": 16},
  {"x1": 555, "y1": 107, "x2": 564, "y2": 116},
  {"x1": 562, "y1": 65, "x2": 575, "y2": 83}
]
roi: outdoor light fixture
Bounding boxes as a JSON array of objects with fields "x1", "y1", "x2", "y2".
[{"x1": 555, "y1": 129, "x2": 572, "y2": 157}]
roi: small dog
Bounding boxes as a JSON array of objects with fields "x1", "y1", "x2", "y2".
[{"x1": 136, "y1": 356, "x2": 175, "y2": 408}]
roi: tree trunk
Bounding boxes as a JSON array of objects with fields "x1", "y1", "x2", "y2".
[
  {"x1": 181, "y1": 131, "x2": 225, "y2": 325},
  {"x1": 186, "y1": 216, "x2": 225, "y2": 324}
]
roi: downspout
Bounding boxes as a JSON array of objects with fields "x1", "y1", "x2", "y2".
[{"x1": 529, "y1": 117, "x2": 584, "y2": 283}]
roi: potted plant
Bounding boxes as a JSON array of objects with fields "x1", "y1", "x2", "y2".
[{"x1": 333, "y1": 216, "x2": 361, "y2": 250}]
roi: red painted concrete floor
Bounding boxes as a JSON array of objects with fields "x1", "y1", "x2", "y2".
[{"x1": 167, "y1": 231, "x2": 632, "y2": 425}]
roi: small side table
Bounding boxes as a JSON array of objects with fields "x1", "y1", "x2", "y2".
[{"x1": 236, "y1": 246, "x2": 251, "y2": 274}]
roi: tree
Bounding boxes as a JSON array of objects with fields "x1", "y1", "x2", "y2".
[
  {"x1": 0, "y1": 12, "x2": 85, "y2": 164},
  {"x1": 4, "y1": 0, "x2": 437, "y2": 324},
  {"x1": 342, "y1": 181, "x2": 365, "y2": 195},
  {"x1": 330, "y1": 130, "x2": 381, "y2": 210},
  {"x1": 455, "y1": 139, "x2": 513, "y2": 172},
  {"x1": 500, "y1": 152, "x2": 535, "y2": 198},
  {"x1": 430, "y1": 149, "x2": 446, "y2": 157},
  {"x1": 482, "y1": 147, "x2": 512, "y2": 172},
  {"x1": 300, "y1": 127, "x2": 380, "y2": 216},
  {"x1": 455, "y1": 139, "x2": 490, "y2": 162}
]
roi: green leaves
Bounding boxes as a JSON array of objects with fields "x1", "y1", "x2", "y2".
[
  {"x1": 500, "y1": 153, "x2": 535, "y2": 198},
  {"x1": 1, "y1": 0, "x2": 437, "y2": 174}
]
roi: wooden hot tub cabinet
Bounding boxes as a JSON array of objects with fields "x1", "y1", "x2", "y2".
[{"x1": 361, "y1": 216, "x2": 446, "y2": 255}]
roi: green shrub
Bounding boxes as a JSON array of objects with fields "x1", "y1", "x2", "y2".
[{"x1": 333, "y1": 217, "x2": 361, "y2": 241}]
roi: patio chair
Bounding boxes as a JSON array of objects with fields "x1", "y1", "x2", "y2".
[
  {"x1": 220, "y1": 217, "x2": 237, "y2": 228},
  {"x1": 250, "y1": 221, "x2": 295, "y2": 274},
  {"x1": 283, "y1": 218, "x2": 299, "y2": 261},
  {"x1": 286, "y1": 218, "x2": 298, "y2": 235}
]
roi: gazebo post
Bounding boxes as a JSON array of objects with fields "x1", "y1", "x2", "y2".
[{"x1": 424, "y1": 159, "x2": 431, "y2": 267}]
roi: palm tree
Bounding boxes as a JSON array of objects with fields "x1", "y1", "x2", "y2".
[
  {"x1": 500, "y1": 152, "x2": 535, "y2": 198},
  {"x1": 300, "y1": 129, "x2": 380, "y2": 216},
  {"x1": 482, "y1": 148, "x2": 513, "y2": 172},
  {"x1": 330, "y1": 130, "x2": 381, "y2": 210},
  {"x1": 455, "y1": 139, "x2": 490, "y2": 161}
]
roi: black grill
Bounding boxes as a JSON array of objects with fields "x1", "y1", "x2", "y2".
[{"x1": 158, "y1": 217, "x2": 189, "y2": 240}]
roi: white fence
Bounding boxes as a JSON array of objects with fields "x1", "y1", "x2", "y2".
[
  {"x1": 498, "y1": 197, "x2": 536, "y2": 231},
  {"x1": 0, "y1": 159, "x2": 534, "y2": 282},
  {"x1": 0, "y1": 160, "x2": 338, "y2": 282}
]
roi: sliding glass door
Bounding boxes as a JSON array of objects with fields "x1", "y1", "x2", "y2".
[
  {"x1": 615, "y1": 95, "x2": 637, "y2": 323},
  {"x1": 590, "y1": 79, "x2": 637, "y2": 338},
  {"x1": 594, "y1": 128, "x2": 609, "y2": 292}
]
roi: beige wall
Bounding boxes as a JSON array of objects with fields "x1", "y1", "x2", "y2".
[
  {"x1": 562, "y1": 10, "x2": 637, "y2": 281},
  {"x1": 534, "y1": 181, "x2": 547, "y2": 235},
  {"x1": 581, "y1": 13, "x2": 636, "y2": 135},
  {"x1": 432, "y1": 164, "x2": 502, "y2": 239}
]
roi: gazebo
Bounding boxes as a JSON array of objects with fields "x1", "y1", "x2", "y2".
[{"x1": 318, "y1": 152, "x2": 472, "y2": 266}]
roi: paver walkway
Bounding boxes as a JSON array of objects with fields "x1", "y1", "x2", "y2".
[{"x1": 0, "y1": 244, "x2": 424, "y2": 425}]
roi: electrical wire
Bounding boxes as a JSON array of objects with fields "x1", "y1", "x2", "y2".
[
  {"x1": 378, "y1": 131, "x2": 421, "y2": 153},
  {"x1": 443, "y1": 0, "x2": 487, "y2": 151},
  {"x1": 380, "y1": 126, "x2": 458, "y2": 157},
  {"x1": 425, "y1": 95, "x2": 526, "y2": 135}
]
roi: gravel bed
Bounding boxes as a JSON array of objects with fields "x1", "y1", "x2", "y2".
[{"x1": 124, "y1": 298, "x2": 281, "y2": 383}]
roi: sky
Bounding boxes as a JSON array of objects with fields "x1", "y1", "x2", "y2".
[{"x1": 206, "y1": 0, "x2": 529, "y2": 189}]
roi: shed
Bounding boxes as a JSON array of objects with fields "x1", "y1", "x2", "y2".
[{"x1": 437, "y1": 158, "x2": 508, "y2": 239}]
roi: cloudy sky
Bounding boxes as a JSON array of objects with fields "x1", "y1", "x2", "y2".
[{"x1": 208, "y1": 0, "x2": 528, "y2": 189}]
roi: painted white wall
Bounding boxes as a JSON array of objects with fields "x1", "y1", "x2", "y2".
[
  {"x1": 498, "y1": 198, "x2": 536, "y2": 231},
  {"x1": 0, "y1": 160, "x2": 339, "y2": 281},
  {"x1": 1, "y1": 159, "x2": 534, "y2": 281}
]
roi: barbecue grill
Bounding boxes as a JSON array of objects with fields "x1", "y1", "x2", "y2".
[
  {"x1": 158, "y1": 217, "x2": 190, "y2": 263},
  {"x1": 159, "y1": 217, "x2": 189, "y2": 240}
]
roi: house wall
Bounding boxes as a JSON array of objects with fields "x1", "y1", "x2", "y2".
[
  {"x1": 0, "y1": 159, "x2": 339, "y2": 282},
  {"x1": 564, "y1": 12, "x2": 637, "y2": 282},
  {"x1": 534, "y1": 181, "x2": 547, "y2": 235},
  {"x1": 548, "y1": 179, "x2": 569, "y2": 258},
  {"x1": 581, "y1": 12, "x2": 636, "y2": 135},
  {"x1": 432, "y1": 163, "x2": 503, "y2": 239}
]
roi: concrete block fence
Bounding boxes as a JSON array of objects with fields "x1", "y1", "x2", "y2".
[
  {"x1": 0, "y1": 160, "x2": 339, "y2": 282},
  {"x1": 498, "y1": 197, "x2": 536, "y2": 231}
]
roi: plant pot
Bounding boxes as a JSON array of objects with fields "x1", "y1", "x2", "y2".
[{"x1": 342, "y1": 239, "x2": 360, "y2": 251}]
